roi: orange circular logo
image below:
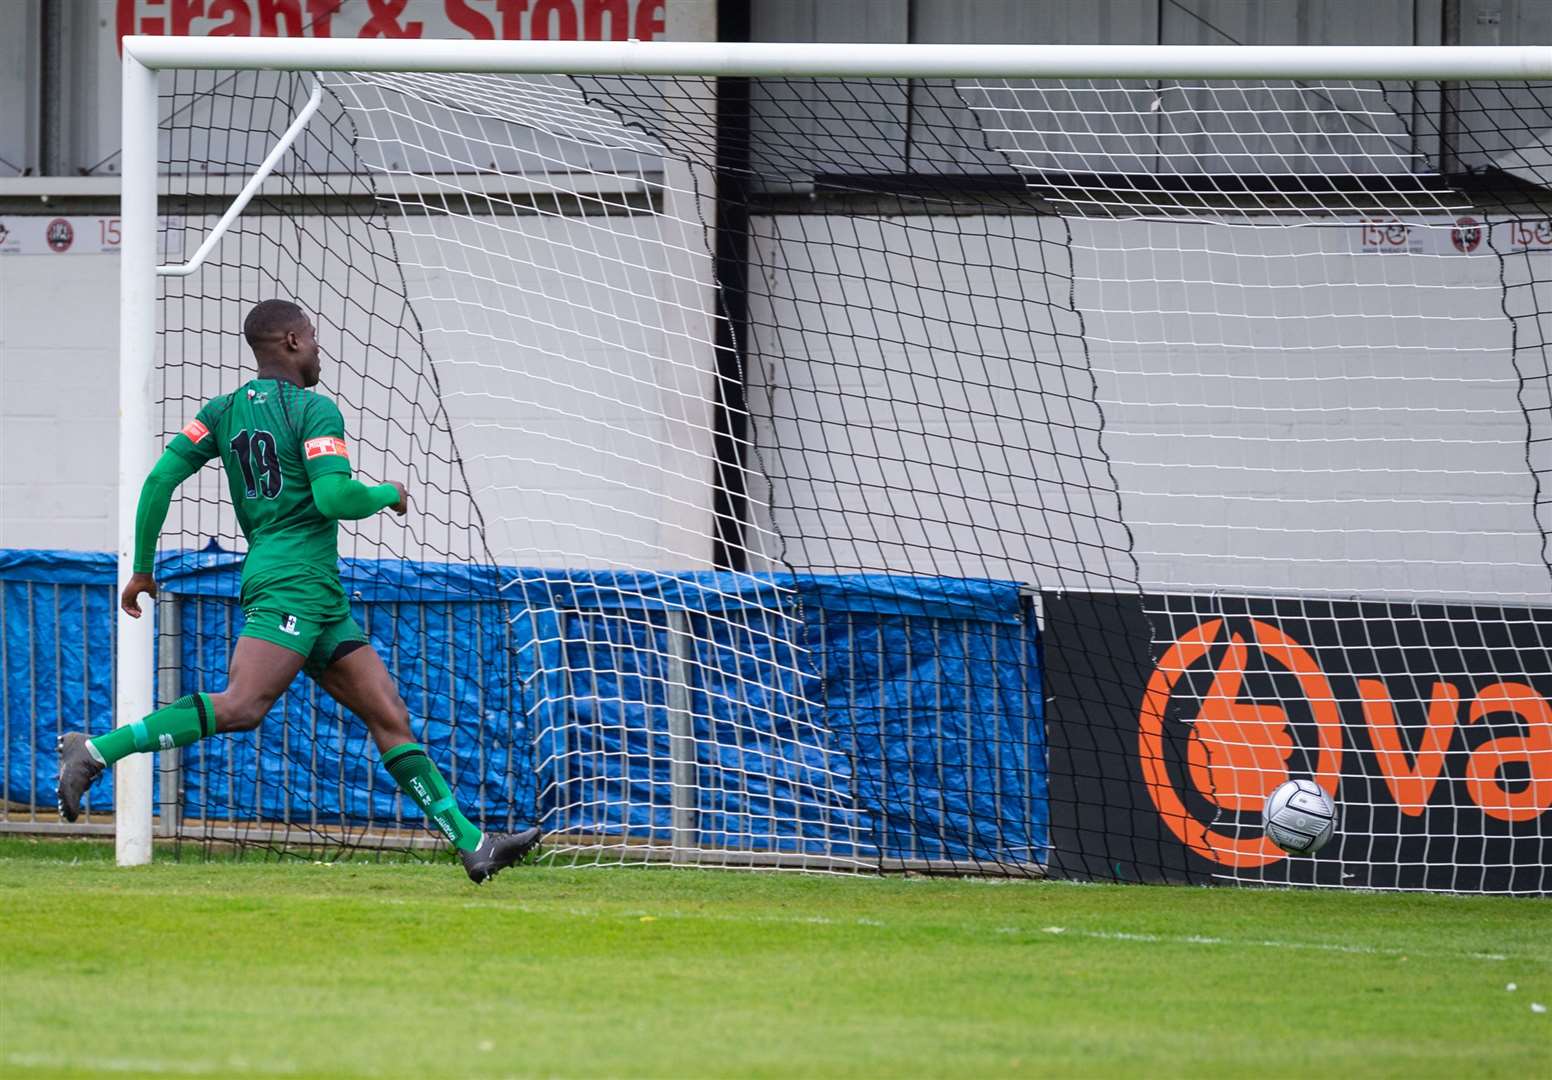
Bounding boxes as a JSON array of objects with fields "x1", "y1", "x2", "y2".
[{"x1": 1139, "y1": 618, "x2": 1343, "y2": 867}]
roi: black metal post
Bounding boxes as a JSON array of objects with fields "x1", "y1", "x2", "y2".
[{"x1": 711, "y1": 0, "x2": 753, "y2": 572}]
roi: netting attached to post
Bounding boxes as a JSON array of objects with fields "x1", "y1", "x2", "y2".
[{"x1": 136, "y1": 58, "x2": 1550, "y2": 890}]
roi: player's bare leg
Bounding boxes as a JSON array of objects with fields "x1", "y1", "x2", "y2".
[
  {"x1": 209, "y1": 637, "x2": 307, "y2": 732},
  {"x1": 58, "y1": 637, "x2": 304, "y2": 821},
  {"x1": 318, "y1": 644, "x2": 541, "y2": 883}
]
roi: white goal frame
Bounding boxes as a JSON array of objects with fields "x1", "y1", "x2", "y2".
[{"x1": 116, "y1": 37, "x2": 1552, "y2": 866}]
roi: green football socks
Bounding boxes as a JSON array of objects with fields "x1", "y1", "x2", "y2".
[
  {"x1": 382, "y1": 742, "x2": 483, "y2": 852},
  {"x1": 87, "y1": 709, "x2": 483, "y2": 854},
  {"x1": 87, "y1": 693, "x2": 214, "y2": 766}
]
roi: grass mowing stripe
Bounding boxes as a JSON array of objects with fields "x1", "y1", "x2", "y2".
[
  {"x1": 3, "y1": 1051, "x2": 303, "y2": 1076},
  {"x1": 17, "y1": 888, "x2": 1543, "y2": 960},
  {"x1": 27, "y1": 877, "x2": 1545, "y2": 965},
  {"x1": 1012, "y1": 925, "x2": 1529, "y2": 962},
  {"x1": 2, "y1": 839, "x2": 1547, "y2": 1079}
]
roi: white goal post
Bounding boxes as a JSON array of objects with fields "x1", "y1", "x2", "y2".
[{"x1": 116, "y1": 38, "x2": 1552, "y2": 874}]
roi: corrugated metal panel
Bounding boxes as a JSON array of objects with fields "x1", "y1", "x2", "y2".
[
  {"x1": 750, "y1": 0, "x2": 907, "y2": 44},
  {"x1": 1461, "y1": 0, "x2": 1552, "y2": 48},
  {"x1": 907, "y1": 1, "x2": 1159, "y2": 175},
  {"x1": 1162, "y1": 0, "x2": 1417, "y2": 47},
  {"x1": 744, "y1": 0, "x2": 1496, "y2": 182},
  {"x1": 1445, "y1": 81, "x2": 1552, "y2": 175},
  {"x1": 748, "y1": 1, "x2": 910, "y2": 180},
  {"x1": 746, "y1": 77, "x2": 911, "y2": 181},
  {"x1": 911, "y1": 0, "x2": 1159, "y2": 47},
  {"x1": 1452, "y1": 1, "x2": 1552, "y2": 175},
  {"x1": 1160, "y1": 0, "x2": 1438, "y2": 185},
  {"x1": 0, "y1": 1, "x2": 39, "y2": 177}
]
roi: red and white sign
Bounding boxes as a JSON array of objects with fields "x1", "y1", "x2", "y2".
[
  {"x1": 1450, "y1": 216, "x2": 1483, "y2": 253},
  {"x1": 1354, "y1": 216, "x2": 1552, "y2": 256},
  {"x1": 1358, "y1": 219, "x2": 1424, "y2": 254},
  {"x1": 1501, "y1": 219, "x2": 1552, "y2": 251},
  {"x1": 0, "y1": 216, "x2": 186, "y2": 257},
  {"x1": 181, "y1": 418, "x2": 211, "y2": 443},
  {"x1": 44, "y1": 218, "x2": 75, "y2": 253},
  {"x1": 304, "y1": 436, "x2": 349, "y2": 460},
  {"x1": 115, "y1": 0, "x2": 667, "y2": 48},
  {"x1": 0, "y1": 216, "x2": 122, "y2": 255}
]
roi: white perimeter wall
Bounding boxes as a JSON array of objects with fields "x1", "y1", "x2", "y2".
[
  {"x1": 748, "y1": 212, "x2": 1551, "y2": 604},
  {"x1": 6, "y1": 201, "x2": 722, "y2": 576},
  {"x1": 5, "y1": 208, "x2": 1550, "y2": 603},
  {"x1": 0, "y1": 252, "x2": 121, "y2": 551}
]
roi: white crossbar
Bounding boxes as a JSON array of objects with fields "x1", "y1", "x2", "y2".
[{"x1": 122, "y1": 38, "x2": 1552, "y2": 82}]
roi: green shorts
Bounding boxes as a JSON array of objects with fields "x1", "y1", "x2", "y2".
[{"x1": 240, "y1": 605, "x2": 369, "y2": 679}]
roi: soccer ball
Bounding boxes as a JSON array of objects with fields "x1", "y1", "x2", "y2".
[{"x1": 1263, "y1": 778, "x2": 1337, "y2": 855}]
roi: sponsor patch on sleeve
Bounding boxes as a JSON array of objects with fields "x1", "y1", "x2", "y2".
[
  {"x1": 304, "y1": 436, "x2": 349, "y2": 461},
  {"x1": 181, "y1": 418, "x2": 210, "y2": 443}
]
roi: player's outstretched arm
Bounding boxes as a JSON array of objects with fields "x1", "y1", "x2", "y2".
[
  {"x1": 311, "y1": 473, "x2": 408, "y2": 520},
  {"x1": 122, "y1": 449, "x2": 200, "y2": 617}
]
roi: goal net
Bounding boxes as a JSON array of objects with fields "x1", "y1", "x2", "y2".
[{"x1": 129, "y1": 44, "x2": 1550, "y2": 891}]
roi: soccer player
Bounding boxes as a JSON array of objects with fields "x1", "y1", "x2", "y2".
[{"x1": 56, "y1": 299, "x2": 539, "y2": 884}]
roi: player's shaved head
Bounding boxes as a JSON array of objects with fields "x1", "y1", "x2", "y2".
[
  {"x1": 244, "y1": 299, "x2": 323, "y2": 387},
  {"x1": 243, "y1": 299, "x2": 307, "y2": 346}
]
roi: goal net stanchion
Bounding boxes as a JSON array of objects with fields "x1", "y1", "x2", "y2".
[{"x1": 118, "y1": 39, "x2": 1552, "y2": 891}]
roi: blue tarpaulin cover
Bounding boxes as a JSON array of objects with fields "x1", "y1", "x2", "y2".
[{"x1": 1, "y1": 549, "x2": 1045, "y2": 863}]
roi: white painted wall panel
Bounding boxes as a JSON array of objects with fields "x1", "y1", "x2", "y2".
[
  {"x1": 747, "y1": 211, "x2": 1551, "y2": 604},
  {"x1": 2, "y1": 204, "x2": 720, "y2": 577},
  {"x1": 745, "y1": 211, "x2": 1131, "y2": 593},
  {"x1": 0, "y1": 251, "x2": 119, "y2": 550},
  {"x1": 390, "y1": 211, "x2": 721, "y2": 573},
  {"x1": 146, "y1": 206, "x2": 719, "y2": 574}
]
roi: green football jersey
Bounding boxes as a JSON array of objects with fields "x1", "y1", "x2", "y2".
[{"x1": 169, "y1": 378, "x2": 354, "y2": 611}]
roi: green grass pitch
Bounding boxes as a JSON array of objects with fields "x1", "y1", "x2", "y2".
[{"x1": 1, "y1": 838, "x2": 1547, "y2": 1079}]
